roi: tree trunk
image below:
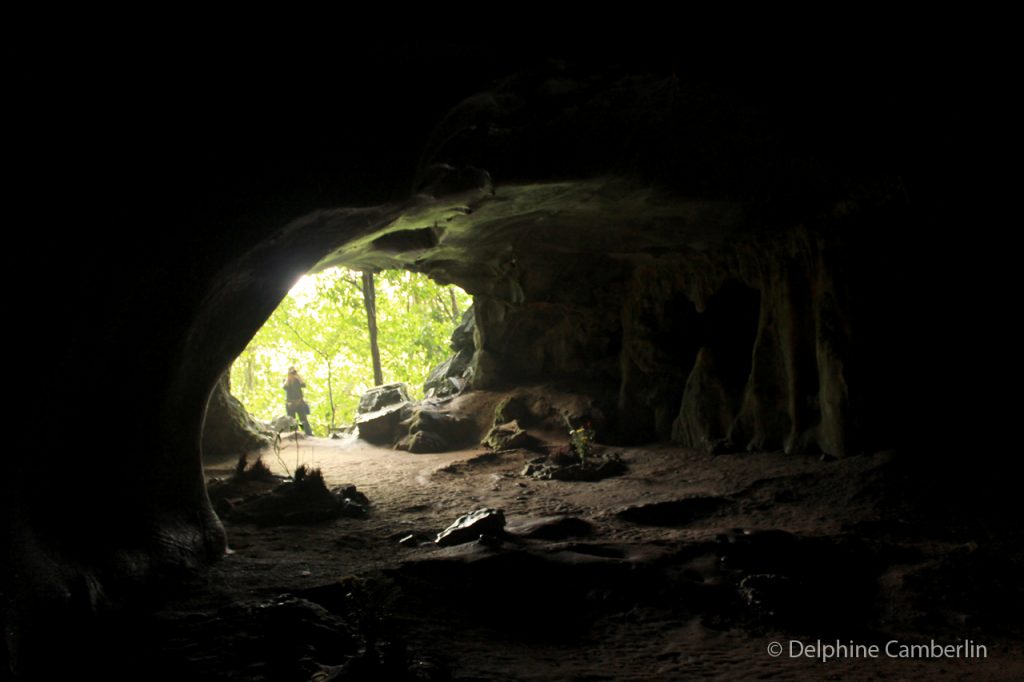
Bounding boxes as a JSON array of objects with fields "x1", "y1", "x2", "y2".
[
  {"x1": 450, "y1": 287, "x2": 460, "y2": 322},
  {"x1": 362, "y1": 270, "x2": 384, "y2": 386},
  {"x1": 325, "y1": 358, "x2": 336, "y2": 433}
]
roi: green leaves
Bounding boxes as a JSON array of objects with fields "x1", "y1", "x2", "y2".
[
  {"x1": 230, "y1": 267, "x2": 472, "y2": 434},
  {"x1": 569, "y1": 425, "x2": 596, "y2": 465}
]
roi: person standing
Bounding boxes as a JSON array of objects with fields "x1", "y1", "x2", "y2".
[{"x1": 283, "y1": 367, "x2": 313, "y2": 436}]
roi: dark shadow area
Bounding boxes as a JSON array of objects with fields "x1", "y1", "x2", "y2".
[
  {"x1": 650, "y1": 292, "x2": 704, "y2": 439},
  {"x1": 702, "y1": 281, "x2": 760, "y2": 395}
]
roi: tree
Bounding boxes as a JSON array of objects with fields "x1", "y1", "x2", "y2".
[{"x1": 362, "y1": 270, "x2": 384, "y2": 387}]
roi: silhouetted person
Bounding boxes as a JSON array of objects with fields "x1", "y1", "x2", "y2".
[{"x1": 283, "y1": 367, "x2": 313, "y2": 436}]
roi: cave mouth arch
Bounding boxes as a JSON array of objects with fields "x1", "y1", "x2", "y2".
[{"x1": 197, "y1": 182, "x2": 842, "y2": 504}]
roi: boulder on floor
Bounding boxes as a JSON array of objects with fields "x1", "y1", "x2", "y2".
[
  {"x1": 395, "y1": 430, "x2": 447, "y2": 454},
  {"x1": 396, "y1": 407, "x2": 477, "y2": 453},
  {"x1": 356, "y1": 403, "x2": 411, "y2": 445},
  {"x1": 435, "y1": 508, "x2": 506, "y2": 547},
  {"x1": 358, "y1": 383, "x2": 411, "y2": 414},
  {"x1": 355, "y1": 383, "x2": 414, "y2": 445},
  {"x1": 483, "y1": 420, "x2": 534, "y2": 451}
]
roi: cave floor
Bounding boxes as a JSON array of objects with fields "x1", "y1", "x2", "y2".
[{"x1": 138, "y1": 439, "x2": 1023, "y2": 681}]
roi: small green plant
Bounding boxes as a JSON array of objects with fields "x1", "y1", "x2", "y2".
[
  {"x1": 270, "y1": 430, "x2": 292, "y2": 479},
  {"x1": 232, "y1": 453, "x2": 276, "y2": 483},
  {"x1": 565, "y1": 416, "x2": 595, "y2": 466},
  {"x1": 292, "y1": 416, "x2": 303, "y2": 472},
  {"x1": 234, "y1": 452, "x2": 250, "y2": 479}
]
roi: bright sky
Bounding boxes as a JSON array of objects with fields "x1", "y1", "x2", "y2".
[{"x1": 288, "y1": 272, "x2": 325, "y2": 306}]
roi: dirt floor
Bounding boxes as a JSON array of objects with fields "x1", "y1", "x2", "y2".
[{"x1": 127, "y1": 434, "x2": 1024, "y2": 681}]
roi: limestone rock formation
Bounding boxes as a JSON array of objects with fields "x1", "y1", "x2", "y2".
[
  {"x1": 358, "y1": 383, "x2": 411, "y2": 414},
  {"x1": 201, "y1": 374, "x2": 272, "y2": 458},
  {"x1": 395, "y1": 406, "x2": 475, "y2": 454},
  {"x1": 483, "y1": 420, "x2": 532, "y2": 451},
  {"x1": 355, "y1": 383, "x2": 413, "y2": 445},
  {"x1": 423, "y1": 306, "x2": 476, "y2": 399}
]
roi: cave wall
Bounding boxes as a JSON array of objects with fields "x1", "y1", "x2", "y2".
[
  {"x1": 201, "y1": 374, "x2": 272, "y2": 458},
  {"x1": 469, "y1": 252, "x2": 630, "y2": 391},
  {"x1": 618, "y1": 224, "x2": 857, "y2": 455},
  {"x1": 377, "y1": 61, "x2": 918, "y2": 458},
  {"x1": 461, "y1": 220, "x2": 870, "y2": 457}
]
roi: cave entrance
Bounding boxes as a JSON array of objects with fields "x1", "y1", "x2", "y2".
[{"x1": 229, "y1": 266, "x2": 472, "y2": 438}]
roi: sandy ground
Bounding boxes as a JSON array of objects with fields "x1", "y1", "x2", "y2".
[{"x1": 184, "y1": 436, "x2": 1024, "y2": 681}]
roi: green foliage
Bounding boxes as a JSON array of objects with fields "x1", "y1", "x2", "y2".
[
  {"x1": 568, "y1": 422, "x2": 596, "y2": 465},
  {"x1": 230, "y1": 268, "x2": 471, "y2": 435}
]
